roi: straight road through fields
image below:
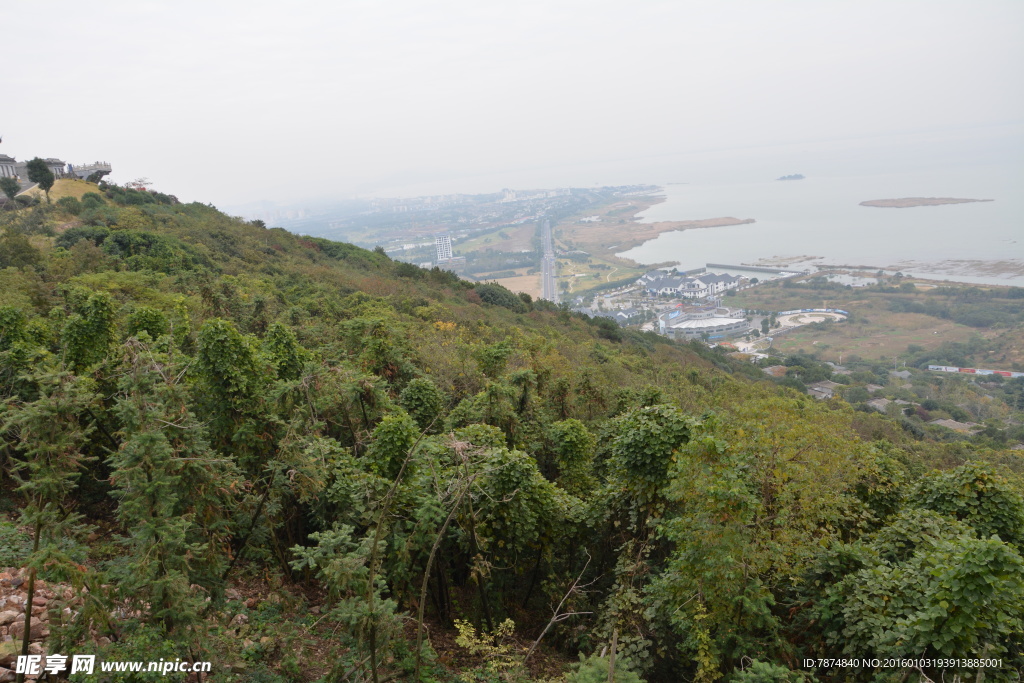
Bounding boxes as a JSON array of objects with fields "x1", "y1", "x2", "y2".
[{"x1": 540, "y1": 218, "x2": 558, "y2": 303}]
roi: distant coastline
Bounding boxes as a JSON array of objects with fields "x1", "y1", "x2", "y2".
[
  {"x1": 616, "y1": 193, "x2": 755, "y2": 251},
  {"x1": 860, "y1": 197, "x2": 993, "y2": 208},
  {"x1": 558, "y1": 191, "x2": 756, "y2": 263}
]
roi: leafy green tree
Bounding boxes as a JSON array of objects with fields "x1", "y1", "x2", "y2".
[
  {"x1": 475, "y1": 283, "x2": 528, "y2": 313},
  {"x1": 261, "y1": 321, "x2": 308, "y2": 381},
  {"x1": 61, "y1": 291, "x2": 115, "y2": 370},
  {"x1": 648, "y1": 399, "x2": 872, "y2": 676},
  {"x1": 446, "y1": 381, "x2": 521, "y2": 443},
  {"x1": 475, "y1": 339, "x2": 513, "y2": 378},
  {"x1": 0, "y1": 306, "x2": 27, "y2": 352},
  {"x1": 0, "y1": 176, "x2": 19, "y2": 205},
  {"x1": 399, "y1": 377, "x2": 445, "y2": 432},
  {"x1": 25, "y1": 158, "x2": 55, "y2": 203},
  {"x1": 0, "y1": 309, "x2": 45, "y2": 402},
  {"x1": 843, "y1": 386, "x2": 870, "y2": 403},
  {"x1": 345, "y1": 316, "x2": 416, "y2": 385},
  {"x1": 0, "y1": 230, "x2": 41, "y2": 269},
  {"x1": 909, "y1": 461, "x2": 1024, "y2": 547},
  {"x1": 365, "y1": 412, "x2": 417, "y2": 480},
  {"x1": 820, "y1": 509, "x2": 1024, "y2": 673},
  {"x1": 474, "y1": 444, "x2": 562, "y2": 568},
  {"x1": 80, "y1": 191, "x2": 106, "y2": 210},
  {"x1": 291, "y1": 524, "x2": 404, "y2": 683},
  {"x1": 2, "y1": 367, "x2": 97, "y2": 680},
  {"x1": 193, "y1": 318, "x2": 266, "y2": 463},
  {"x1": 607, "y1": 404, "x2": 696, "y2": 525},
  {"x1": 551, "y1": 418, "x2": 596, "y2": 496},
  {"x1": 123, "y1": 306, "x2": 168, "y2": 342},
  {"x1": 777, "y1": 376, "x2": 807, "y2": 394},
  {"x1": 574, "y1": 370, "x2": 608, "y2": 421},
  {"x1": 56, "y1": 195, "x2": 82, "y2": 215},
  {"x1": 549, "y1": 376, "x2": 573, "y2": 419},
  {"x1": 109, "y1": 341, "x2": 233, "y2": 633}
]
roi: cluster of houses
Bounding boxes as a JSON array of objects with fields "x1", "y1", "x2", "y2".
[
  {"x1": 570, "y1": 302, "x2": 647, "y2": 325},
  {"x1": 632, "y1": 269, "x2": 751, "y2": 340},
  {"x1": 567, "y1": 269, "x2": 754, "y2": 341},
  {"x1": 637, "y1": 269, "x2": 744, "y2": 298},
  {"x1": 573, "y1": 269, "x2": 751, "y2": 337}
]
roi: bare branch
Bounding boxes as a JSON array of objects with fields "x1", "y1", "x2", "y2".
[{"x1": 523, "y1": 551, "x2": 592, "y2": 664}]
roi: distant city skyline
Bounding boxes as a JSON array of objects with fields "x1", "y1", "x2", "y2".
[{"x1": 4, "y1": 0, "x2": 1021, "y2": 207}]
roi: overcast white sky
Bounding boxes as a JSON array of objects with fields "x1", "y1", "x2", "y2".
[{"x1": 4, "y1": 0, "x2": 1022, "y2": 206}]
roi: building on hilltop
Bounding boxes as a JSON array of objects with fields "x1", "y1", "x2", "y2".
[
  {"x1": 10, "y1": 157, "x2": 72, "y2": 190},
  {"x1": 434, "y1": 233, "x2": 453, "y2": 262},
  {"x1": 68, "y1": 161, "x2": 112, "y2": 181},
  {"x1": 0, "y1": 142, "x2": 112, "y2": 190},
  {"x1": 0, "y1": 154, "x2": 17, "y2": 179},
  {"x1": 43, "y1": 158, "x2": 68, "y2": 178}
]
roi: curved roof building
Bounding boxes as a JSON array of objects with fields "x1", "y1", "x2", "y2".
[{"x1": 666, "y1": 316, "x2": 749, "y2": 340}]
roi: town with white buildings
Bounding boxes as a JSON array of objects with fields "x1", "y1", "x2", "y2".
[
  {"x1": 637, "y1": 270, "x2": 744, "y2": 299},
  {"x1": 570, "y1": 267, "x2": 757, "y2": 342}
]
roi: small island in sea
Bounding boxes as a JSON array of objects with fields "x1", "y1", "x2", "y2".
[
  {"x1": 777, "y1": 174, "x2": 805, "y2": 181},
  {"x1": 860, "y1": 197, "x2": 993, "y2": 208}
]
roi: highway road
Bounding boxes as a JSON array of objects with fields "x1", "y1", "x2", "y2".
[{"x1": 539, "y1": 218, "x2": 558, "y2": 303}]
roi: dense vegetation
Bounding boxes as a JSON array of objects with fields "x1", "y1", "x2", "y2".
[{"x1": 1, "y1": 184, "x2": 1022, "y2": 682}]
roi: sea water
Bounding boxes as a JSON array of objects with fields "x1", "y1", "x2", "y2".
[{"x1": 617, "y1": 125, "x2": 1024, "y2": 285}]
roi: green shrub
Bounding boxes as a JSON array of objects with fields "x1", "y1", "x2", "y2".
[
  {"x1": 566, "y1": 653, "x2": 645, "y2": 682},
  {"x1": 475, "y1": 283, "x2": 528, "y2": 313},
  {"x1": 0, "y1": 519, "x2": 32, "y2": 566},
  {"x1": 56, "y1": 225, "x2": 111, "y2": 249},
  {"x1": 730, "y1": 660, "x2": 809, "y2": 682},
  {"x1": 56, "y1": 195, "x2": 83, "y2": 215}
]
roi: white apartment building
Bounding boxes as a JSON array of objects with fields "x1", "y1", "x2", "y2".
[{"x1": 434, "y1": 233, "x2": 453, "y2": 262}]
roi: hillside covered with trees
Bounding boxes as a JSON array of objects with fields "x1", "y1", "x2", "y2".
[{"x1": 1, "y1": 183, "x2": 1022, "y2": 683}]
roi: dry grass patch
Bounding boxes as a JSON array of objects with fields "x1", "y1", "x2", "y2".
[
  {"x1": 22, "y1": 178, "x2": 101, "y2": 202},
  {"x1": 772, "y1": 313, "x2": 998, "y2": 362},
  {"x1": 490, "y1": 271, "x2": 542, "y2": 298}
]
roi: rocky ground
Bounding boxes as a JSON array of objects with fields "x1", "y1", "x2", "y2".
[
  {"x1": 0, "y1": 568, "x2": 83, "y2": 681},
  {"x1": 0, "y1": 564, "x2": 334, "y2": 682}
]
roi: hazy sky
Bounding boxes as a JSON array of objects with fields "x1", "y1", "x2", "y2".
[{"x1": 4, "y1": 0, "x2": 1022, "y2": 207}]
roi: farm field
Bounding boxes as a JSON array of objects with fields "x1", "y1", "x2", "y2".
[
  {"x1": 455, "y1": 222, "x2": 537, "y2": 254},
  {"x1": 480, "y1": 269, "x2": 542, "y2": 298},
  {"x1": 770, "y1": 312, "x2": 994, "y2": 362},
  {"x1": 730, "y1": 280, "x2": 1022, "y2": 367}
]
